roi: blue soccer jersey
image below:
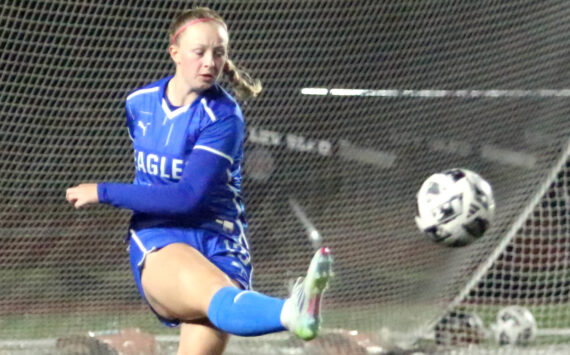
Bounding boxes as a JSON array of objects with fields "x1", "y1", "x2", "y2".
[{"x1": 97, "y1": 76, "x2": 248, "y2": 242}]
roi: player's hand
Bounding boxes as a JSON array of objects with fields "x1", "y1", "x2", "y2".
[{"x1": 66, "y1": 183, "x2": 99, "y2": 209}]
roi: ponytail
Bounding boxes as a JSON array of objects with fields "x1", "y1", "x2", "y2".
[{"x1": 223, "y1": 59, "x2": 262, "y2": 100}]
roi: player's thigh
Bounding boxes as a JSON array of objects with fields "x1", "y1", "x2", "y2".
[
  {"x1": 141, "y1": 242, "x2": 235, "y2": 321},
  {"x1": 177, "y1": 319, "x2": 230, "y2": 355}
]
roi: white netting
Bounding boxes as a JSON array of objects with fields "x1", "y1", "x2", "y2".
[
  {"x1": 0, "y1": 1, "x2": 569, "y2": 354},
  {"x1": 432, "y1": 146, "x2": 569, "y2": 352}
]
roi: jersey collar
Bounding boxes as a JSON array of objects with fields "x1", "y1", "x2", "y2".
[{"x1": 161, "y1": 98, "x2": 191, "y2": 119}]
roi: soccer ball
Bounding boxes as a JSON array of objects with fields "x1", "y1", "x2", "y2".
[
  {"x1": 434, "y1": 310, "x2": 486, "y2": 346},
  {"x1": 493, "y1": 306, "x2": 537, "y2": 345},
  {"x1": 415, "y1": 168, "x2": 495, "y2": 247}
]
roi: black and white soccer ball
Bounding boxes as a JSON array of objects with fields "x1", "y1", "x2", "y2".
[
  {"x1": 493, "y1": 306, "x2": 537, "y2": 346},
  {"x1": 434, "y1": 310, "x2": 486, "y2": 346},
  {"x1": 415, "y1": 168, "x2": 495, "y2": 247}
]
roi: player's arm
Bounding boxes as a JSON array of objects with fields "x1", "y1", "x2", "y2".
[{"x1": 66, "y1": 116, "x2": 243, "y2": 215}]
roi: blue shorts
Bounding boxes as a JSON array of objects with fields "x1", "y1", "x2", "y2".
[{"x1": 128, "y1": 227, "x2": 253, "y2": 327}]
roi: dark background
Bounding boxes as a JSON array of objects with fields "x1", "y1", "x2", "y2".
[{"x1": 0, "y1": 0, "x2": 569, "y2": 336}]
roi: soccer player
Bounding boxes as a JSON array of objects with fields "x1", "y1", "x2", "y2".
[{"x1": 65, "y1": 7, "x2": 332, "y2": 355}]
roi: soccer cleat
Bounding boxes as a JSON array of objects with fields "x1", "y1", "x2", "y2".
[{"x1": 282, "y1": 247, "x2": 333, "y2": 341}]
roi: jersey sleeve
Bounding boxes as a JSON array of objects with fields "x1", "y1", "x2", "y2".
[
  {"x1": 193, "y1": 115, "x2": 244, "y2": 162},
  {"x1": 96, "y1": 116, "x2": 244, "y2": 216}
]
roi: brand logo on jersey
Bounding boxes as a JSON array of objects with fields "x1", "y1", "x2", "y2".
[
  {"x1": 137, "y1": 121, "x2": 151, "y2": 136},
  {"x1": 134, "y1": 150, "x2": 183, "y2": 180}
]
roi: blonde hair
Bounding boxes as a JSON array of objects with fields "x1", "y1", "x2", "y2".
[{"x1": 169, "y1": 7, "x2": 262, "y2": 100}]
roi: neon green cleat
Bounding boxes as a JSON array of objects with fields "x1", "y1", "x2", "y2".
[{"x1": 281, "y1": 247, "x2": 333, "y2": 341}]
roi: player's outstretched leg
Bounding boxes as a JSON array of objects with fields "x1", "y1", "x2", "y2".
[{"x1": 281, "y1": 247, "x2": 333, "y2": 341}]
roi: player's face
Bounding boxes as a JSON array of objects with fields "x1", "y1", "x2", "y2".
[{"x1": 171, "y1": 21, "x2": 228, "y2": 92}]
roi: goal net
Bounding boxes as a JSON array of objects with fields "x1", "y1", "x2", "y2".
[{"x1": 0, "y1": 1, "x2": 569, "y2": 354}]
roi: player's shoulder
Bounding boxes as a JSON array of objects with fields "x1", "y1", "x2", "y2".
[
  {"x1": 126, "y1": 76, "x2": 170, "y2": 104},
  {"x1": 199, "y1": 85, "x2": 244, "y2": 123}
]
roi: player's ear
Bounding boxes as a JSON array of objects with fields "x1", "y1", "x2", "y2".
[{"x1": 169, "y1": 44, "x2": 181, "y2": 65}]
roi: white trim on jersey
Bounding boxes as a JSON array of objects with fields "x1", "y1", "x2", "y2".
[
  {"x1": 127, "y1": 127, "x2": 135, "y2": 142},
  {"x1": 126, "y1": 103, "x2": 136, "y2": 142},
  {"x1": 201, "y1": 98, "x2": 217, "y2": 122},
  {"x1": 126, "y1": 86, "x2": 159, "y2": 101},
  {"x1": 194, "y1": 145, "x2": 234, "y2": 164},
  {"x1": 129, "y1": 229, "x2": 157, "y2": 267},
  {"x1": 165, "y1": 124, "x2": 174, "y2": 146},
  {"x1": 162, "y1": 98, "x2": 190, "y2": 119}
]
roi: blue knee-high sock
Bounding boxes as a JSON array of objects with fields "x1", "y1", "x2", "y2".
[{"x1": 207, "y1": 286, "x2": 287, "y2": 336}]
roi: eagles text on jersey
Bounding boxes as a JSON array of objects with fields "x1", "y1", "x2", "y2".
[{"x1": 124, "y1": 76, "x2": 247, "y2": 241}]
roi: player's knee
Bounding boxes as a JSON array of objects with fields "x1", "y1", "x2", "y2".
[{"x1": 178, "y1": 322, "x2": 229, "y2": 355}]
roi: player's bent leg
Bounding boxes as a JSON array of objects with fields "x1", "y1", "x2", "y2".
[
  {"x1": 141, "y1": 243, "x2": 236, "y2": 322},
  {"x1": 141, "y1": 242, "x2": 286, "y2": 336},
  {"x1": 178, "y1": 319, "x2": 229, "y2": 355},
  {"x1": 281, "y1": 247, "x2": 333, "y2": 341},
  {"x1": 141, "y1": 242, "x2": 333, "y2": 340}
]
